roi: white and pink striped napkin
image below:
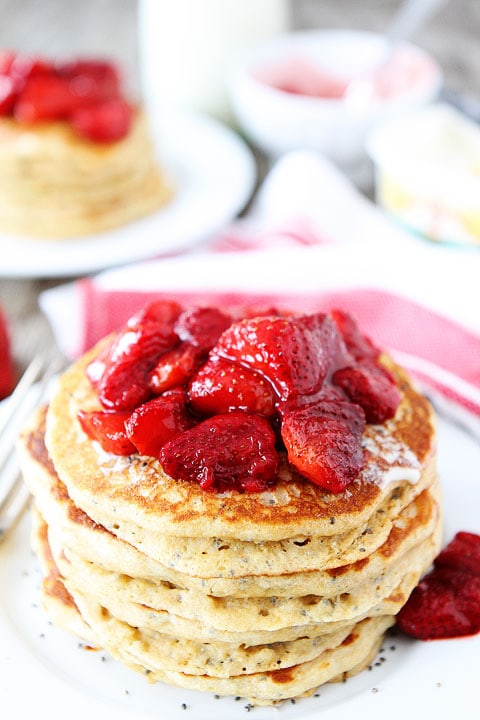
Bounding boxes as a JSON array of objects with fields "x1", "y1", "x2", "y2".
[{"x1": 40, "y1": 151, "x2": 480, "y2": 436}]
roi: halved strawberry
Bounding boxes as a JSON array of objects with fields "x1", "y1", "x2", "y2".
[
  {"x1": 97, "y1": 320, "x2": 178, "y2": 410},
  {"x1": 281, "y1": 400, "x2": 365, "y2": 493},
  {"x1": 188, "y1": 357, "x2": 276, "y2": 417},
  {"x1": 58, "y1": 59, "x2": 120, "y2": 103},
  {"x1": 14, "y1": 74, "x2": 77, "y2": 122},
  {"x1": 397, "y1": 565, "x2": 480, "y2": 640},
  {"x1": 213, "y1": 313, "x2": 346, "y2": 400},
  {"x1": 0, "y1": 75, "x2": 17, "y2": 116},
  {"x1": 70, "y1": 98, "x2": 133, "y2": 143},
  {"x1": 330, "y1": 309, "x2": 379, "y2": 361},
  {"x1": 10, "y1": 54, "x2": 55, "y2": 80},
  {"x1": 77, "y1": 409, "x2": 135, "y2": 455},
  {"x1": 0, "y1": 50, "x2": 15, "y2": 75},
  {"x1": 128, "y1": 299, "x2": 182, "y2": 328},
  {"x1": 159, "y1": 411, "x2": 278, "y2": 492},
  {"x1": 332, "y1": 360, "x2": 401, "y2": 423},
  {"x1": 175, "y1": 307, "x2": 231, "y2": 352},
  {"x1": 125, "y1": 389, "x2": 193, "y2": 457},
  {"x1": 149, "y1": 343, "x2": 201, "y2": 395}
]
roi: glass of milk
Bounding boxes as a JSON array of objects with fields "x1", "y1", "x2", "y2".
[{"x1": 138, "y1": 0, "x2": 290, "y2": 123}]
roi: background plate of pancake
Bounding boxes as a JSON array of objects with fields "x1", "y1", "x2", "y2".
[
  {"x1": 1, "y1": 409, "x2": 479, "y2": 719},
  {"x1": 0, "y1": 111, "x2": 255, "y2": 278}
]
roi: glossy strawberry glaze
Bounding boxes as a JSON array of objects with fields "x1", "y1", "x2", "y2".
[
  {"x1": 0, "y1": 50, "x2": 132, "y2": 142},
  {"x1": 79, "y1": 301, "x2": 402, "y2": 494},
  {"x1": 397, "y1": 531, "x2": 480, "y2": 640}
]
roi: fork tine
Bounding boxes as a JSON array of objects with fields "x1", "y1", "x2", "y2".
[{"x1": 0, "y1": 354, "x2": 65, "y2": 473}]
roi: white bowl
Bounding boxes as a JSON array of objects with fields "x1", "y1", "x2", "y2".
[
  {"x1": 228, "y1": 30, "x2": 443, "y2": 171},
  {"x1": 367, "y1": 103, "x2": 480, "y2": 247}
]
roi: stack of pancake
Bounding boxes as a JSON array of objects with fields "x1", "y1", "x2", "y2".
[
  {"x1": 18, "y1": 347, "x2": 441, "y2": 705},
  {"x1": 0, "y1": 110, "x2": 171, "y2": 239}
]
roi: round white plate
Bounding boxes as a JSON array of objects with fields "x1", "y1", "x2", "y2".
[
  {"x1": 0, "y1": 112, "x2": 256, "y2": 278},
  {"x1": 0, "y1": 414, "x2": 479, "y2": 719}
]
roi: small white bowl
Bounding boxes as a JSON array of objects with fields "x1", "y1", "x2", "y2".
[
  {"x1": 228, "y1": 30, "x2": 443, "y2": 172},
  {"x1": 367, "y1": 103, "x2": 480, "y2": 247}
]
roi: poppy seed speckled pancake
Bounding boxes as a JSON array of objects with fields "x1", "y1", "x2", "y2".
[
  {"x1": 44, "y1": 341, "x2": 436, "y2": 542},
  {"x1": 31, "y1": 509, "x2": 396, "y2": 705}
]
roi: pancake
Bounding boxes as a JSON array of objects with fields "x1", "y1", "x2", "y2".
[
  {"x1": 0, "y1": 111, "x2": 171, "y2": 239},
  {"x1": 32, "y1": 506, "x2": 394, "y2": 704}
]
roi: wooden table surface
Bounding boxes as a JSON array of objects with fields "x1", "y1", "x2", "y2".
[{"x1": 0, "y1": 0, "x2": 479, "y2": 372}]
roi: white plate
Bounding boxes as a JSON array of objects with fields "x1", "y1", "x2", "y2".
[
  {"x1": 0, "y1": 415, "x2": 478, "y2": 720},
  {"x1": 0, "y1": 112, "x2": 256, "y2": 278}
]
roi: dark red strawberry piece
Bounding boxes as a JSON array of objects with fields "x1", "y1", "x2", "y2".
[
  {"x1": 434, "y1": 531, "x2": 480, "y2": 577},
  {"x1": 0, "y1": 50, "x2": 15, "y2": 74},
  {"x1": 189, "y1": 357, "x2": 276, "y2": 418},
  {"x1": 98, "y1": 321, "x2": 178, "y2": 410},
  {"x1": 281, "y1": 400, "x2": 365, "y2": 493},
  {"x1": 0, "y1": 307, "x2": 15, "y2": 399},
  {"x1": 58, "y1": 59, "x2": 120, "y2": 102},
  {"x1": 330, "y1": 309, "x2": 379, "y2": 361},
  {"x1": 149, "y1": 343, "x2": 201, "y2": 395},
  {"x1": 159, "y1": 412, "x2": 278, "y2": 493},
  {"x1": 397, "y1": 565, "x2": 480, "y2": 640},
  {"x1": 213, "y1": 313, "x2": 346, "y2": 401},
  {"x1": 0, "y1": 75, "x2": 17, "y2": 116},
  {"x1": 70, "y1": 98, "x2": 133, "y2": 143},
  {"x1": 128, "y1": 300, "x2": 182, "y2": 328},
  {"x1": 10, "y1": 54, "x2": 55, "y2": 80},
  {"x1": 77, "y1": 409, "x2": 135, "y2": 455},
  {"x1": 125, "y1": 389, "x2": 193, "y2": 457},
  {"x1": 14, "y1": 74, "x2": 77, "y2": 122},
  {"x1": 175, "y1": 307, "x2": 231, "y2": 352},
  {"x1": 332, "y1": 360, "x2": 401, "y2": 423}
]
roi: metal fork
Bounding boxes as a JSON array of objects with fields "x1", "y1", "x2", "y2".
[{"x1": 0, "y1": 354, "x2": 65, "y2": 542}]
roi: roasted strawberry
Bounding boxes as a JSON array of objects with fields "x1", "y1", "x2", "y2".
[
  {"x1": 0, "y1": 75, "x2": 17, "y2": 116},
  {"x1": 332, "y1": 360, "x2": 401, "y2": 423},
  {"x1": 149, "y1": 343, "x2": 201, "y2": 395},
  {"x1": 125, "y1": 389, "x2": 193, "y2": 457},
  {"x1": 0, "y1": 307, "x2": 15, "y2": 399},
  {"x1": 0, "y1": 50, "x2": 15, "y2": 74},
  {"x1": 98, "y1": 321, "x2": 178, "y2": 410},
  {"x1": 159, "y1": 412, "x2": 278, "y2": 492},
  {"x1": 175, "y1": 307, "x2": 231, "y2": 352},
  {"x1": 330, "y1": 309, "x2": 379, "y2": 361},
  {"x1": 397, "y1": 565, "x2": 480, "y2": 640},
  {"x1": 14, "y1": 74, "x2": 77, "y2": 122},
  {"x1": 434, "y1": 531, "x2": 480, "y2": 578},
  {"x1": 188, "y1": 357, "x2": 276, "y2": 417},
  {"x1": 58, "y1": 59, "x2": 120, "y2": 102},
  {"x1": 128, "y1": 299, "x2": 182, "y2": 328},
  {"x1": 70, "y1": 98, "x2": 133, "y2": 143},
  {"x1": 10, "y1": 54, "x2": 55, "y2": 80},
  {"x1": 281, "y1": 400, "x2": 365, "y2": 493},
  {"x1": 213, "y1": 313, "x2": 345, "y2": 400},
  {"x1": 77, "y1": 409, "x2": 135, "y2": 455}
]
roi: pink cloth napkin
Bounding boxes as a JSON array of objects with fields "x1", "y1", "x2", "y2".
[{"x1": 40, "y1": 152, "x2": 480, "y2": 435}]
